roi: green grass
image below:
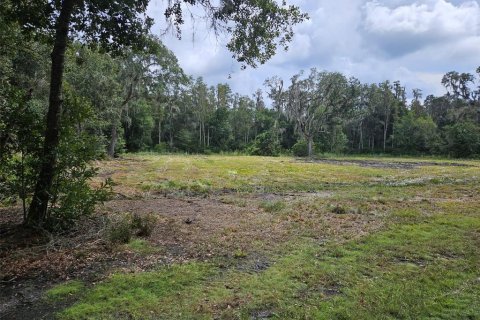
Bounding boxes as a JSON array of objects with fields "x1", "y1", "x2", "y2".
[
  {"x1": 59, "y1": 264, "x2": 215, "y2": 319},
  {"x1": 46, "y1": 280, "x2": 84, "y2": 301},
  {"x1": 58, "y1": 213, "x2": 480, "y2": 319},
  {"x1": 60, "y1": 154, "x2": 480, "y2": 319},
  {"x1": 100, "y1": 154, "x2": 480, "y2": 195},
  {"x1": 124, "y1": 239, "x2": 161, "y2": 255}
]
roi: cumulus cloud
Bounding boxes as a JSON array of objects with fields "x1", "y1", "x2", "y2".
[
  {"x1": 363, "y1": 0, "x2": 480, "y2": 57},
  {"x1": 147, "y1": 0, "x2": 480, "y2": 100}
]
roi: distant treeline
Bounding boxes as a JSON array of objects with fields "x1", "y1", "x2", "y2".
[{"x1": 2, "y1": 37, "x2": 479, "y2": 159}]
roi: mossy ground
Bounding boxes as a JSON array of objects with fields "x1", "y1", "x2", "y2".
[{"x1": 51, "y1": 155, "x2": 480, "y2": 319}]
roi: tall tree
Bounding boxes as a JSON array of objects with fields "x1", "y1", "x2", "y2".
[{"x1": 5, "y1": 0, "x2": 306, "y2": 226}]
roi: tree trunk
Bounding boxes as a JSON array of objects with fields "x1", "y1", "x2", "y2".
[
  {"x1": 107, "y1": 125, "x2": 118, "y2": 157},
  {"x1": 169, "y1": 111, "x2": 173, "y2": 147},
  {"x1": 158, "y1": 119, "x2": 161, "y2": 144},
  {"x1": 383, "y1": 123, "x2": 388, "y2": 152},
  {"x1": 27, "y1": 0, "x2": 76, "y2": 227},
  {"x1": 359, "y1": 122, "x2": 363, "y2": 151},
  {"x1": 308, "y1": 137, "x2": 313, "y2": 157},
  {"x1": 331, "y1": 126, "x2": 335, "y2": 153},
  {"x1": 391, "y1": 126, "x2": 394, "y2": 148},
  {"x1": 207, "y1": 127, "x2": 210, "y2": 147}
]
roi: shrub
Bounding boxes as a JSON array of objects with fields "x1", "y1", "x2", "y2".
[
  {"x1": 331, "y1": 204, "x2": 347, "y2": 215},
  {"x1": 444, "y1": 121, "x2": 480, "y2": 158},
  {"x1": 108, "y1": 214, "x2": 133, "y2": 244},
  {"x1": 131, "y1": 213, "x2": 158, "y2": 237},
  {"x1": 46, "y1": 89, "x2": 113, "y2": 230},
  {"x1": 292, "y1": 140, "x2": 309, "y2": 157},
  {"x1": 248, "y1": 131, "x2": 280, "y2": 156},
  {"x1": 153, "y1": 142, "x2": 168, "y2": 153}
]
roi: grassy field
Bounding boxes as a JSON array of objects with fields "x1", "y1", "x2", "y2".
[{"x1": 24, "y1": 155, "x2": 480, "y2": 318}]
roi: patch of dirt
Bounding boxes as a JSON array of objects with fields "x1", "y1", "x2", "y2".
[
  {"x1": 298, "y1": 158, "x2": 474, "y2": 169},
  {"x1": 103, "y1": 196, "x2": 291, "y2": 261},
  {"x1": 250, "y1": 309, "x2": 275, "y2": 319},
  {"x1": 0, "y1": 209, "x2": 117, "y2": 319},
  {"x1": 235, "y1": 253, "x2": 272, "y2": 274}
]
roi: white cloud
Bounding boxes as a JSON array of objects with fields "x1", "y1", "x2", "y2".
[
  {"x1": 364, "y1": 0, "x2": 479, "y2": 36},
  {"x1": 362, "y1": 0, "x2": 480, "y2": 57},
  {"x1": 147, "y1": 0, "x2": 480, "y2": 100}
]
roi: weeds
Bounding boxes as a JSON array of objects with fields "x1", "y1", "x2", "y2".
[{"x1": 260, "y1": 200, "x2": 286, "y2": 213}]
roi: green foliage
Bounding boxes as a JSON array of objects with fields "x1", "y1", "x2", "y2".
[
  {"x1": 108, "y1": 214, "x2": 133, "y2": 245},
  {"x1": 444, "y1": 121, "x2": 480, "y2": 157},
  {"x1": 109, "y1": 212, "x2": 158, "y2": 245},
  {"x1": 176, "y1": 128, "x2": 196, "y2": 152},
  {"x1": 153, "y1": 142, "x2": 168, "y2": 153},
  {"x1": 248, "y1": 131, "x2": 280, "y2": 156},
  {"x1": 46, "y1": 88, "x2": 113, "y2": 230},
  {"x1": 394, "y1": 113, "x2": 441, "y2": 153},
  {"x1": 164, "y1": 1, "x2": 308, "y2": 69},
  {"x1": 292, "y1": 140, "x2": 309, "y2": 157},
  {"x1": 316, "y1": 125, "x2": 348, "y2": 154}
]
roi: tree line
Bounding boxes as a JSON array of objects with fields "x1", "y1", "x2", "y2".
[{"x1": 5, "y1": 37, "x2": 478, "y2": 162}]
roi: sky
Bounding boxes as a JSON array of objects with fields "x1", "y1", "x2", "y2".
[{"x1": 147, "y1": 0, "x2": 480, "y2": 100}]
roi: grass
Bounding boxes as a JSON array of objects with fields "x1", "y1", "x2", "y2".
[
  {"x1": 58, "y1": 214, "x2": 480, "y2": 319},
  {"x1": 97, "y1": 154, "x2": 480, "y2": 195},
  {"x1": 124, "y1": 239, "x2": 161, "y2": 255},
  {"x1": 53, "y1": 154, "x2": 480, "y2": 319},
  {"x1": 259, "y1": 200, "x2": 287, "y2": 213},
  {"x1": 46, "y1": 280, "x2": 84, "y2": 301}
]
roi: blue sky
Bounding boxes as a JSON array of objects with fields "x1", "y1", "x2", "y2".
[{"x1": 147, "y1": 0, "x2": 480, "y2": 99}]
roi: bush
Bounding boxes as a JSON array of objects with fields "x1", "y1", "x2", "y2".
[
  {"x1": 131, "y1": 213, "x2": 158, "y2": 237},
  {"x1": 109, "y1": 212, "x2": 158, "y2": 245},
  {"x1": 108, "y1": 214, "x2": 133, "y2": 244},
  {"x1": 444, "y1": 121, "x2": 480, "y2": 158},
  {"x1": 153, "y1": 142, "x2": 168, "y2": 154},
  {"x1": 248, "y1": 131, "x2": 280, "y2": 156},
  {"x1": 292, "y1": 140, "x2": 309, "y2": 157},
  {"x1": 46, "y1": 89, "x2": 112, "y2": 230}
]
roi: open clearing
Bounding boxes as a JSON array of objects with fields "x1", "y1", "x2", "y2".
[{"x1": 1, "y1": 155, "x2": 480, "y2": 319}]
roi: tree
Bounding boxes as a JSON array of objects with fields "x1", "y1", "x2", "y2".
[
  {"x1": 394, "y1": 113, "x2": 440, "y2": 153},
  {"x1": 375, "y1": 81, "x2": 396, "y2": 152},
  {"x1": 265, "y1": 76, "x2": 286, "y2": 143},
  {"x1": 285, "y1": 69, "x2": 351, "y2": 157},
  {"x1": 5, "y1": 0, "x2": 306, "y2": 226},
  {"x1": 411, "y1": 88, "x2": 426, "y2": 117},
  {"x1": 5, "y1": 0, "x2": 152, "y2": 226}
]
